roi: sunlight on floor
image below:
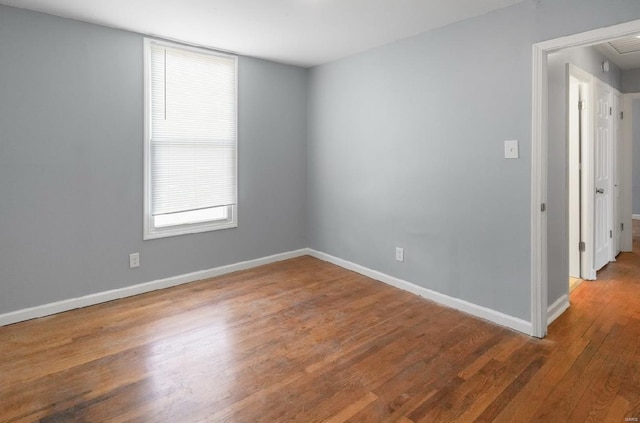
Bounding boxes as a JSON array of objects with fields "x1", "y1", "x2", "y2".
[{"x1": 568, "y1": 277, "x2": 583, "y2": 292}]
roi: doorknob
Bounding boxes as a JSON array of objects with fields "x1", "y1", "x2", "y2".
[{"x1": 596, "y1": 188, "x2": 605, "y2": 194}]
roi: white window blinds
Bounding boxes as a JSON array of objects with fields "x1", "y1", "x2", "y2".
[{"x1": 149, "y1": 42, "x2": 237, "y2": 217}]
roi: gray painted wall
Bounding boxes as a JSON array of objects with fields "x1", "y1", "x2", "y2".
[
  {"x1": 307, "y1": 0, "x2": 640, "y2": 321},
  {"x1": 634, "y1": 100, "x2": 640, "y2": 214},
  {"x1": 4, "y1": 0, "x2": 640, "y2": 325},
  {"x1": 546, "y1": 46, "x2": 622, "y2": 306},
  {"x1": 0, "y1": 6, "x2": 308, "y2": 315},
  {"x1": 622, "y1": 69, "x2": 640, "y2": 93}
]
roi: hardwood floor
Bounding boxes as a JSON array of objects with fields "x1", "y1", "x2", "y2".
[{"x1": 2, "y1": 226, "x2": 640, "y2": 422}]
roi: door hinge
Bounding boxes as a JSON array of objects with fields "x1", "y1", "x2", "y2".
[
  {"x1": 621, "y1": 111, "x2": 624, "y2": 119},
  {"x1": 622, "y1": 222, "x2": 624, "y2": 231},
  {"x1": 610, "y1": 107, "x2": 613, "y2": 116},
  {"x1": 541, "y1": 203, "x2": 546, "y2": 212},
  {"x1": 579, "y1": 241, "x2": 586, "y2": 252},
  {"x1": 579, "y1": 100, "x2": 586, "y2": 110},
  {"x1": 610, "y1": 230, "x2": 613, "y2": 238}
]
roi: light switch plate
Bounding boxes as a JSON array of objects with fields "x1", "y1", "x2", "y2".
[{"x1": 504, "y1": 140, "x2": 519, "y2": 159}]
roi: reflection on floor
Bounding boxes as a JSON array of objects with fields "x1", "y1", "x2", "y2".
[
  {"x1": 569, "y1": 220, "x2": 640, "y2": 292},
  {"x1": 569, "y1": 276, "x2": 583, "y2": 292},
  {"x1": 546, "y1": 218, "x2": 640, "y2": 420}
]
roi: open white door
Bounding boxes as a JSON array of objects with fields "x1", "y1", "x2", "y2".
[
  {"x1": 613, "y1": 90, "x2": 622, "y2": 257},
  {"x1": 568, "y1": 74, "x2": 581, "y2": 278},
  {"x1": 568, "y1": 65, "x2": 596, "y2": 281},
  {"x1": 593, "y1": 79, "x2": 613, "y2": 272}
]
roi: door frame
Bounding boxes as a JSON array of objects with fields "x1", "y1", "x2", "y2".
[
  {"x1": 612, "y1": 90, "x2": 623, "y2": 258},
  {"x1": 567, "y1": 64, "x2": 594, "y2": 280},
  {"x1": 531, "y1": 20, "x2": 640, "y2": 338},
  {"x1": 623, "y1": 92, "x2": 640, "y2": 249}
]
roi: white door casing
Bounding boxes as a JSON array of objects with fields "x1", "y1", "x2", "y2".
[
  {"x1": 568, "y1": 65, "x2": 597, "y2": 281},
  {"x1": 613, "y1": 91, "x2": 622, "y2": 256},
  {"x1": 568, "y1": 64, "x2": 593, "y2": 280},
  {"x1": 568, "y1": 74, "x2": 581, "y2": 279},
  {"x1": 621, "y1": 93, "x2": 637, "y2": 253}
]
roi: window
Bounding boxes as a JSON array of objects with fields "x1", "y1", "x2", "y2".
[{"x1": 143, "y1": 39, "x2": 238, "y2": 239}]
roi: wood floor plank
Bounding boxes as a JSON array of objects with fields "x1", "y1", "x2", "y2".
[
  {"x1": 604, "y1": 395, "x2": 631, "y2": 423},
  {"x1": 528, "y1": 324, "x2": 626, "y2": 422},
  {"x1": 322, "y1": 391, "x2": 378, "y2": 423},
  {"x1": 490, "y1": 335, "x2": 588, "y2": 422},
  {"x1": 570, "y1": 318, "x2": 640, "y2": 422}
]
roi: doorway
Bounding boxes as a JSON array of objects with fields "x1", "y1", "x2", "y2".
[
  {"x1": 532, "y1": 20, "x2": 640, "y2": 338},
  {"x1": 567, "y1": 67, "x2": 590, "y2": 289},
  {"x1": 565, "y1": 65, "x2": 624, "y2": 291}
]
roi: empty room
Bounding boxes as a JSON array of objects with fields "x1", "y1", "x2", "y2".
[{"x1": 2, "y1": 0, "x2": 640, "y2": 421}]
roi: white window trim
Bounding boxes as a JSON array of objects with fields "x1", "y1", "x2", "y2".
[{"x1": 143, "y1": 38, "x2": 238, "y2": 240}]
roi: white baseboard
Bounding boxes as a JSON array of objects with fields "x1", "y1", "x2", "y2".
[
  {"x1": 0, "y1": 249, "x2": 308, "y2": 327},
  {"x1": 633, "y1": 214, "x2": 640, "y2": 220},
  {"x1": 547, "y1": 294, "x2": 570, "y2": 325},
  {"x1": 307, "y1": 249, "x2": 533, "y2": 335},
  {"x1": 2, "y1": 247, "x2": 537, "y2": 336}
]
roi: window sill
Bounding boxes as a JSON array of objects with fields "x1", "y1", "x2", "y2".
[{"x1": 143, "y1": 220, "x2": 237, "y2": 240}]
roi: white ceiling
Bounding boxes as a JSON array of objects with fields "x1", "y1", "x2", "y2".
[
  {"x1": 595, "y1": 35, "x2": 640, "y2": 70},
  {"x1": 0, "y1": 0, "x2": 526, "y2": 67}
]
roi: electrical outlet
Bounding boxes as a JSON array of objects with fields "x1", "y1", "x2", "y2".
[
  {"x1": 395, "y1": 247, "x2": 404, "y2": 262},
  {"x1": 129, "y1": 252, "x2": 140, "y2": 268}
]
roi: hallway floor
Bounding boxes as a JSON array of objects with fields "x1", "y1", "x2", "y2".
[{"x1": 532, "y1": 219, "x2": 640, "y2": 421}]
